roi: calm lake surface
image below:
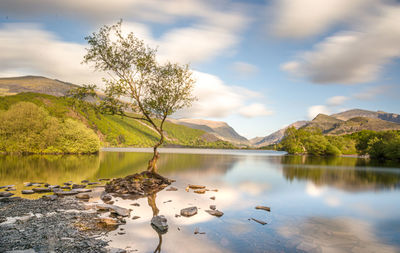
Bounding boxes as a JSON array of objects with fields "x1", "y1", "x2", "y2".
[{"x1": 1, "y1": 148, "x2": 400, "y2": 253}]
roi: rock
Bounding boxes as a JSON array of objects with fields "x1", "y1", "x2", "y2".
[
  {"x1": 97, "y1": 217, "x2": 120, "y2": 226},
  {"x1": 55, "y1": 190, "x2": 78, "y2": 196},
  {"x1": 63, "y1": 182, "x2": 71, "y2": 186},
  {"x1": 32, "y1": 188, "x2": 51, "y2": 193},
  {"x1": 75, "y1": 188, "x2": 92, "y2": 193},
  {"x1": 99, "y1": 178, "x2": 110, "y2": 181},
  {"x1": 132, "y1": 216, "x2": 140, "y2": 220},
  {"x1": 255, "y1": 205, "x2": 271, "y2": 212},
  {"x1": 61, "y1": 186, "x2": 71, "y2": 190},
  {"x1": 23, "y1": 182, "x2": 33, "y2": 187},
  {"x1": 72, "y1": 184, "x2": 86, "y2": 189},
  {"x1": 211, "y1": 189, "x2": 218, "y2": 192},
  {"x1": 81, "y1": 180, "x2": 89, "y2": 183},
  {"x1": 87, "y1": 182, "x2": 100, "y2": 185},
  {"x1": 5, "y1": 188, "x2": 16, "y2": 191},
  {"x1": 44, "y1": 183, "x2": 50, "y2": 187},
  {"x1": 48, "y1": 185, "x2": 60, "y2": 189},
  {"x1": 194, "y1": 189, "x2": 206, "y2": 194},
  {"x1": 194, "y1": 227, "x2": 199, "y2": 234},
  {"x1": 117, "y1": 231, "x2": 125, "y2": 235},
  {"x1": 166, "y1": 186, "x2": 178, "y2": 191},
  {"x1": 151, "y1": 215, "x2": 168, "y2": 232},
  {"x1": 251, "y1": 218, "x2": 267, "y2": 225},
  {"x1": 42, "y1": 195, "x2": 58, "y2": 201},
  {"x1": 163, "y1": 200, "x2": 172, "y2": 204},
  {"x1": 107, "y1": 248, "x2": 126, "y2": 253},
  {"x1": 130, "y1": 203, "x2": 140, "y2": 207},
  {"x1": 210, "y1": 196, "x2": 216, "y2": 200},
  {"x1": 21, "y1": 190, "x2": 35, "y2": 194},
  {"x1": 185, "y1": 186, "x2": 189, "y2": 192},
  {"x1": 0, "y1": 192, "x2": 14, "y2": 197},
  {"x1": 175, "y1": 214, "x2": 181, "y2": 218},
  {"x1": 188, "y1": 184, "x2": 205, "y2": 189},
  {"x1": 180, "y1": 206, "x2": 198, "y2": 217},
  {"x1": 101, "y1": 194, "x2": 112, "y2": 202},
  {"x1": 210, "y1": 205, "x2": 216, "y2": 210},
  {"x1": 76, "y1": 193, "x2": 90, "y2": 199},
  {"x1": 95, "y1": 204, "x2": 131, "y2": 217},
  {"x1": 205, "y1": 209, "x2": 224, "y2": 217},
  {"x1": 105, "y1": 200, "x2": 114, "y2": 205}
]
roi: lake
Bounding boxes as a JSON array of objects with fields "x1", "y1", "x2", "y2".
[{"x1": 1, "y1": 148, "x2": 400, "y2": 253}]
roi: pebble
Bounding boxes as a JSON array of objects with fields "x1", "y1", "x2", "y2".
[
  {"x1": 180, "y1": 206, "x2": 198, "y2": 217},
  {"x1": 132, "y1": 216, "x2": 140, "y2": 220}
]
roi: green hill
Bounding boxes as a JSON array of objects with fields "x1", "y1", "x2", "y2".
[{"x1": 0, "y1": 93, "x2": 234, "y2": 150}]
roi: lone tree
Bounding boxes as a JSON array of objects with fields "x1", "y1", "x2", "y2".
[{"x1": 83, "y1": 21, "x2": 195, "y2": 174}]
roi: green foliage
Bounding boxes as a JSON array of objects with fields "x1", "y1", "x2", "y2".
[{"x1": 0, "y1": 101, "x2": 100, "y2": 154}]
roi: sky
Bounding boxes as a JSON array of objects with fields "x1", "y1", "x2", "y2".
[{"x1": 0, "y1": 0, "x2": 399, "y2": 139}]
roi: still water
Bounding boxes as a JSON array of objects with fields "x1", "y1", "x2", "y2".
[{"x1": 1, "y1": 148, "x2": 400, "y2": 253}]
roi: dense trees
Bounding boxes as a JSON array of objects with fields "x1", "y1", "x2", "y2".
[
  {"x1": 279, "y1": 127, "x2": 400, "y2": 162},
  {"x1": 0, "y1": 102, "x2": 100, "y2": 154}
]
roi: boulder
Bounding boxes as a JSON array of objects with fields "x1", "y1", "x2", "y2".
[
  {"x1": 151, "y1": 215, "x2": 168, "y2": 232},
  {"x1": 180, "y1": 206, "x2": 198, "y2": 217}
]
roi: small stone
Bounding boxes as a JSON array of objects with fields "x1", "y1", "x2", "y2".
[
  {"x1": 22, "y1": 190, "x2": 35, "y2": 194},
  {"x1": 194, "y1": 189, "x2": 206, "y2": 194},
  {"x1": 175, "y1": 214, "x2": 181, "y2": 218},
  {"x1": 81, "y1": 180, "x2": 89, "y2": 183},
  {"x1": 211, "y1": 189, "x2": 218, "y2": 192},
  {"x1": 99, "y1": 178, "x2": 110, "y2": 181},
  {"x1": 42, "y1": 195, "x2": 58, "y2": 201},
  {"x1": 132, "y1": 216, "x2": 140, "y2": 220},
  {"x1": 118, "y1": 231, "x2": 125, "y2": 235},
  {"x1": 44, "y1": 183, "x2": 50, "y2": 187},
  {"x1": 194, "y1": 227, "x2": 199, "y2": 234},
  {"x1": 0, "y1": 192, "x2": 14, "y2": 197},
  {"x1": 48, "y1": 185, "x2": 60, "y2": 189},
  {"x1": 210, "y1": 205, "x2": 216, "y2": 210},
  {"x1": 185, "y1": 186, "x2": 189, "y2": 192},
  {"x1": 255, "y1": 206, "x2": 271, "y2": 212},
  {"x1": 151, "y1": 215, "x2": 168, "y2": 232},
  {"x1": 72, "y1": 184, "x2": 86, "y2": 189},
  {"x1": 210, "y1": 196, "x2": 216, "y2": 200},
  {"x1": 105, "y1": 200, "x2": 114, "y2": 205},
  {"x1": 166, "y1": 186, "x2": 178, "y2": 191},
  {"x1": 163, "y1": 200, "x2": 172, "y2": 204},
  {"x1": 101, "y1": 194, "x2": 112, "y2": 202},
  {"x1": 205, "y1": 210, "x2": 224, "y2": 217},
  {"x1": 76, "y1": 193, "x2": 90, "y2": 199},
  {"x1": 130, "y1": 203, "x2": 140, "y2": 207},
  {"x1": 63, "y1": 182, "x2": 71, "y2": 186},
  {"x1": 96, "y1": 204, "x2": 131, "y2": 217},
  {"x1": 180, "y1": 206, "x2": 198, "y2": 217},
  {"x1": 24, "y1": 182, "x2": 33, "y2": 187},
  {"x1": 32, "y1": 188, "x2": 51, "y2": 193},
  {"x1": 188, "y1": 184, "x2": 206, "y2": 189},
  {"x1": 251, "y1": 218, "x2": 267, "y2": 225}
]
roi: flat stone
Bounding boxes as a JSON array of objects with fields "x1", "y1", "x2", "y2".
[
  {"x1": 60, "y1": 186, "x2": 71, "y2": 190},
  {"x1": 75, "y1": 188, "x2": 92, "y2": 193},
  {"x1": 99, "y1": 178, "x2": 110, "y2": 181},
  {"x1": 72, "y1": 184, "x2": 86, "y2": 189},
  {"x1": 251, "y1": 218, "x2": 267, "y2": 225},
  {"x1": 21, "y1": 190, "x2": 35, "y2": 194},
  {"x1": 5, "y1": 188, "x2": 16, "y2": 191},
  {"x1": 194, "y1": 189, "x2": 206, "y2": 194},
  {"x1": 32, "y1": 188, "x2": 51, "y2": 193},
  {"x1": 42, "y1": 195, "x2": 58, "y2": 201},
  {"x1": 76, "y1": 193, "x2": 90, "y2": 199},
  {"x1": 151, "y1": 215, "x2": 168, "y2": 232},
  {"x1": 55, "y1": 190, "x2": 78, "y2": 196},
  {"x1": 63, "y1": 182, "x2": 72, "y2": 186},
  {"x1": 0, "y1": 192, "x2": 14, "y2": 197},
  {"x1": 210, "y1": 205, "x2": 216, "y2": 210},
  {"x1": 180, "y1": 206, "x2": 198, "y2": 217},
  {"x1": 188, "y1": 184, "x2": 206, "y2": 189},
  {"x1": 23, "y1": 182, "x2": 33, "y2": 187},
  {"x1": 95, "y1": 204, "x2": 130, "y2": 217},
  {"x1": 205, "y1": 209, "x2": 224, "y2": 217},
  {"x1": 166, "y1": 186, "x2": 178, "y2": 191},
  {"x1": 132, "y1": 216, "x2": 140, "y2": 220},
  {"x1": 255, "y1": 205, "x2": 271, "y2": 212},
  {"x1": 48, "y1": 185, "x2": 60, "y2": 189},
  {"x1": 130, "y1": 203, "x2": 140, "y2": 207}
]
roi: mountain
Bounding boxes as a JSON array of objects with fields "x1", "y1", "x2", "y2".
[
  {"x1": 250, "y1": 121, "x2": 308, "y2": 147},
  {"x1": 168, "y1": 118, "x2": 249, "y2": 146},
  {"x1": 0, "y1": 76, "x2": 77, "y2": 96},
  {"x1": 255, "y1": 108, "x2": 400, "y2": 147},
  {"x1": 331, "y1": 109, "x2": 400, "y2": 124}
]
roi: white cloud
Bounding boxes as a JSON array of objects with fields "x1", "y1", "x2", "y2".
[
  {"x1": 231, "y1": 61, "x2": 259, "y2": 77},
  {"x1": 280, "y1": 4, "x2": 400, "y2": 84},
  {"x1": 354, "y1": 85, "x2": 391, "y2": 100},
  {"x1": 270, "y1": 0, "x2": 372, "y2": 38},
  {"x1": 326, "y1": 96, "x2": 348, "y2": 106},
  {"x1": 307, "y1": 105, "x2": 330, "y2": 119},
  {"x1": 176, "y1": 71, "x2": 271, "y2": 119},
  {"x1": 238, "y1": 103, "x2": 273, "y2": 118}
]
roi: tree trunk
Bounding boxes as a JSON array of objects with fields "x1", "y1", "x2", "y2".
[{"x1": 147, "y1": 131, "x2": 164, "y2": 173}]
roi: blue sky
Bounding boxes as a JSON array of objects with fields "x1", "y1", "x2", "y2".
[{"x1": 0, "y1": 0, "x2": 399, "y2": 138}]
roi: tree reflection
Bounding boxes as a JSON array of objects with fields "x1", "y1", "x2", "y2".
[
  {"x1": 147, "y1": 192, "x2": 166, "y2": 253},
  {"x1": 281, "y1": 155, "x2": 400, "y2": 191}
]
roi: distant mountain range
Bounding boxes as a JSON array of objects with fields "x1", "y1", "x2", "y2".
[
  {"x1": 252, "y1": 109, "x2": 400, "y2": 147},
  {"x1": 168, "y1": 118, "x2": 249, "y2": 146}
]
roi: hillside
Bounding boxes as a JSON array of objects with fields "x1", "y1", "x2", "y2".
[
  {"x1": 332, "y1": 109, "x2": 400, "y2": 124},
  {"x1": 250, "y1": 121, "x2": 308, "y2": 147},
  {"x1": 168, "y1": 118, "x2": 249, "y2": 146},
  {"x1": 0, "y1": 76, "x2": 77, "y2": 97},
  {"x1": 0, "y1": 93, "x2": 235, "y2": 149}
]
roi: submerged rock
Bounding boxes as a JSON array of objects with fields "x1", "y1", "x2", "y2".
[
  {"x1": 188, "y1": 184, "x2": 205, "y2": 189},
  {"x1": 210, "y1": 196, "x2": 216, "y2": 200},
  {"x1": 151, "y1": 215, "x2": 168, "y2": 232},
  {"x1": 205, "y1": 209, "x2": 224, "y2": 217},
  {"x1": 255, "y1": 206, "x2": 271, "y2": 212},
  {"x1": 180, "y1": 206, "x2": 198, "y2": 217}
]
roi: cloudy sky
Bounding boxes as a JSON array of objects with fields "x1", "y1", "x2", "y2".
[{"x1": 0, "y1": 0, "x2": 400, "y2": 138}]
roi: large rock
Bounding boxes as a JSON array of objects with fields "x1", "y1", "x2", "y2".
[
  {"x1": 180, "y1": 206, "x2": 198, "y2": 217},
  {"x1": 151, "y1": 215, "x2": 168, "y2": 232}
]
